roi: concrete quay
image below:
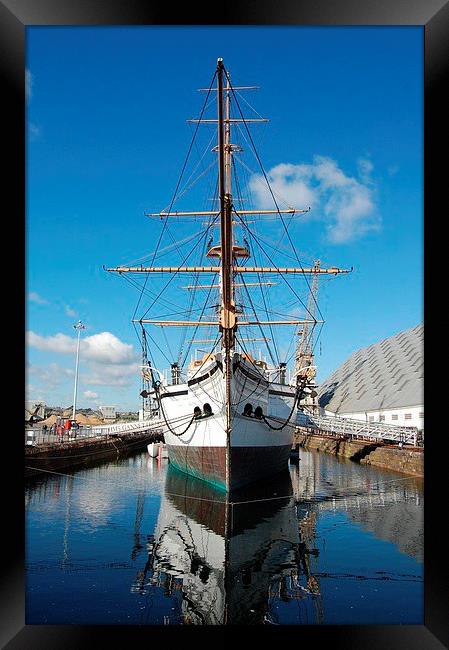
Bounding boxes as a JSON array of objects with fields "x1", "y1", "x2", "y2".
[{"x1": 294, "y1": 429, "x2": 423, "y2": 478}]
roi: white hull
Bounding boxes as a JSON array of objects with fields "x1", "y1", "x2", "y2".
[{"x1": 158, "y1": 352, "x2": 296, "y2": 489}]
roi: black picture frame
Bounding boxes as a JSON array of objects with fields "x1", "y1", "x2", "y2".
[{"x1": 4, "y1": 0, "x2": 447, "y2": 647}]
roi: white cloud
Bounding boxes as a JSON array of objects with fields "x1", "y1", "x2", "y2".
[
  {"x1": 249, "y1": 162, "x2": 317, "y2": 211},
  {"x1": 27, "y1": 362, "x2": 74, "y2": 379},
  {"x1": 27, "y1": 331, "x2": 75, "y2": 355},
  {"x1": 65, "y1": 305, "x2": 77, "y2": 318},
  {"x1": 26, "y1": 329, "x2": 141, "y2": 401},
  {"x1": 82, "y1": 332, "x2": 137, "y2": 365},
  {"x1": 83, "y1": 390, "x2": 98, "y2": 400},
  {"x1": 357, "y1": 158, "x2": 374, "y2": 184},
  {"x1": 26, "y1": 363, "x2": 75, "y2": 397},
  {"x1": 28, "y1": 291, "x2": 48, "y2": 305},
  {"x1": 26, "y1": 330, "x2": 138, "y2": 365},
  {"x1": 249, "y1": 155, "x2": 381, "y2": 244},
  {"x1": 84, "y1": 362, "x2": 140, "y2": 387}
]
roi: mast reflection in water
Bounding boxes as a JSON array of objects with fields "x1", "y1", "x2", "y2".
[
  {"x1": 25, "y1": 449, "x2": 423, "y2": 625},
  {"x1": 137, "y1": 467, "x2": 319, "y2": 625}
]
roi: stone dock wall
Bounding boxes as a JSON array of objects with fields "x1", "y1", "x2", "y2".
[
  {"x1": 294, "y1": 430, "x2": 423, "y2": 478},
  {"x1": 25, "y1": 430, "x2": 163, "y2": 479}
]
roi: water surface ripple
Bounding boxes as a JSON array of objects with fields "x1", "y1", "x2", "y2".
[{"x1": 25, "y1": 448, "x2": 423, "y2": 625}]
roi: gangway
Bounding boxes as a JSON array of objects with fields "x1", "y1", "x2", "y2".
[
  {"x1": 91, "y1": 419, "x2": 164, "y2": 437},
  {"x1": 25, "y1": 418, "x2": 165, "y2": 446},
  {"x1": 297, "y1": 411, "x2": 420, "y2": 446}
]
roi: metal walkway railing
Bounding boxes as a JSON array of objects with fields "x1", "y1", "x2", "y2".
[
  {"x1": 296, "y1": 412, "x2": 420, "y2": 446},
  {"x1": 25, "y1": 419, "x2": 164, "y2": 446},
  {"x1": 90, "y1": 419, "x2": 163, "y2": 436}
]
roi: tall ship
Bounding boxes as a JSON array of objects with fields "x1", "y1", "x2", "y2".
[{"x1": 107, "y1": 58, "x2": 350, "y2": 491}]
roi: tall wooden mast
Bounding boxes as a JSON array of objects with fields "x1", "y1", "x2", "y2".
[
  {"x1": 217, "y1": 58, "x2": 236, "y2": 343},
  {"x1": 217, "y1": 57, "x2": 235, "y2": 489}
]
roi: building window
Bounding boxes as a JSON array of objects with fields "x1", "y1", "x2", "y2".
[
  {"x1": 419, "y1": 412, "x2": 424, "y2": 418},
  {"x1": 405, "y1": 413, "x2": 412, "y2": 420},
  {"x1": 392, "y1": 414, "x2": 398, "y2": 421},
  {"x1": 379, "y1": 415, "x2": 385, "y2": 422}
]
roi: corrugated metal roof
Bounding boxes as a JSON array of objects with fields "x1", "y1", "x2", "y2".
[{"x1": 318, "y1": 324, "x2": 423, "y2": 413}]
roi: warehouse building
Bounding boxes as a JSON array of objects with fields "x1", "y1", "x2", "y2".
[
  {"x1": 318, "y1": 324, "x2": 423, "y2": 432},
  {"x1": 100, "y1": 406, "x2": 116, "y2": 421}
]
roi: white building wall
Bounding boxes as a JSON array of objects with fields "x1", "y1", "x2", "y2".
[
  {"x1": 324, "y1": 405, "x2": 424, "y2": 431},
  {"x1": 100, "y1": 406, "x2": 116, "y2": 420}
]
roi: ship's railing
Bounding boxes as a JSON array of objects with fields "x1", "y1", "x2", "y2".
[
  {"x1": 296, "y1": 412, "x2": 420, "y2": 446},
  {"x1": 25, "y1": 419, "x2": 164, "y2": 446}
]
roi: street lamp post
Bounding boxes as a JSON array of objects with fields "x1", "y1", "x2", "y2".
[{"x1": 72, "y1": 320, "x2": 86, "y2": 422}]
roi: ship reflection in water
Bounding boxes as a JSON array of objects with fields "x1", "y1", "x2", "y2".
[
  {"x1": 135, "y1": 467, "x2": 321, "y2": 625},
  {"x1": 25, "y1": 449, "x2": 423, "y2": 625}
]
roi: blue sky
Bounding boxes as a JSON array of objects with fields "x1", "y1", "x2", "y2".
[{"x1": 26, "y1": 26, "x2": 423, "y2": 411}]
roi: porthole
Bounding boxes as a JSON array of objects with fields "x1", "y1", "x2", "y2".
[{"x1": 243, "y1": 403, "x2": 253, "y2": 417}]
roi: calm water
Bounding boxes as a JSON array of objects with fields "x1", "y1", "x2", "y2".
[{"x1": 25, "y1": 449, "x2": 423, "y2": 625}]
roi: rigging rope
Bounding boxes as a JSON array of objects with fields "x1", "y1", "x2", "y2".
[
  {"x1": 232, "y1": 210, "x2": 313, "y2": 318},
  {"x1": 130, "y1": 69, "x2": 218, "y2": 354},
  {"x1": 177, "y1": 175, "x2": 220, "y2": 365},
  {"x1": 237, "y1": 273, "x2": 279, "y2": 367},
  {"x1": 225, "y1": 67, "x2": 324, "y2": 325},
  {"x1": 262, "y1": 378, "x2": 308, "y2": 431},
  {"x1": 140, "y1": 215, "x2": 220, "y2": 320}
]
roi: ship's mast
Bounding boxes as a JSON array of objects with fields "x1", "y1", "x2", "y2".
[
  {"x1": 295, "y1": 259, "x2": 320, "y2": 376},
  {"x1": 217, "y1": 58, "x2": 235, "y2": 487},
  {"x1": 224, "y1": 72, "x2": 232, "y2": 197},
  {"x1": 217, "y1": 58, "x2": 236, "y2": 345},
  {"x1": 295, "y1": 260, "x2": 320, "y2": 410},
  {"x1": 105, "y1": 62, "x2": 352, "y2": 400}
]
